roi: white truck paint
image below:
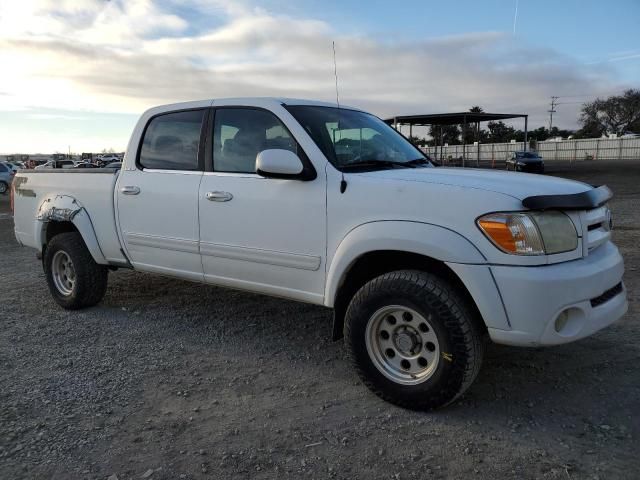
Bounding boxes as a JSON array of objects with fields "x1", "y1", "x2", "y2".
[{"x1": 12, "y1": 97, "x2": 628, "y2": 409}]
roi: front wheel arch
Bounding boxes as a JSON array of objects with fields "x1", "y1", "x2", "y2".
[{"x1": 331, "y1": 250, "x2": 486, "y2": 341}]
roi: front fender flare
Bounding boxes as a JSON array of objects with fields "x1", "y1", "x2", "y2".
[
  {"x1": 35, "y1": 194, "x2": 108, "y2": 265},
  {"x1": 324, "y1": 221, "x2": 486, "y2": 308}
]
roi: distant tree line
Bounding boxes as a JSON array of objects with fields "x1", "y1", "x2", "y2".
[
  {"x1": 578, "y1": 89, "x2": 640, "y2": 138},
  {"x1": 408, "y1": 89, "x2": 640, "y2": 147}
]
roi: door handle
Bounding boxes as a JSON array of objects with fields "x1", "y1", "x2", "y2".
[
  {"x1": 120, "y1": 186, "x2": 141, "y2": 195},
  {"x1": 206, "y1": 191, "x2": 233, "y2": 202}
]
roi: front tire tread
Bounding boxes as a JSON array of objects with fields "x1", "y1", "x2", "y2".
[{"x1": 344, "y1": 270, "x2": 485, "y2": 410}]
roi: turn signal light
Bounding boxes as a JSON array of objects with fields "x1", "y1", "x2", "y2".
[{"x1": 477, "y1": 213, "x2": 545, "y2": 255}]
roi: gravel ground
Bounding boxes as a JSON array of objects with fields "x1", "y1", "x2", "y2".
[{"x1": 0, "y1": 161, "x2": 638, "y2": 480}]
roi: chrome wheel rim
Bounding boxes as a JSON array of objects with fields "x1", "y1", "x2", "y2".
[
  {"x1": 0, "y1": 183, "x2": 6, "y2": 193},
  {"x1": 51, "y1": 251, "x2": 76, "y2": 296},
  {"x1": 365, "y1": 305, "x2": 440, "y2": 385}
]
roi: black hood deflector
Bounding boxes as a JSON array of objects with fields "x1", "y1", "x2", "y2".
[{"x1": 522, "y1": 185, "x2": 612, "y2": 210}]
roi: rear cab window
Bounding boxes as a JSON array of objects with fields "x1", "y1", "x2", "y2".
[{"x1": 138, "y1": 110, "x2": 206, "y2": 171}]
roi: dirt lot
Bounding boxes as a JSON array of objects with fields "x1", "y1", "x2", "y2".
[{"x1": 0, "y1": 161, "x2": 638, "y2": 480}]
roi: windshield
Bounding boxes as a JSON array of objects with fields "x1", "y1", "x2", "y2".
[
  {"x1": 285, "y1": 105, "x2": 430, "y2": 170},
  {"x1": 516, "y1": 152, "x2": 540, "y2": 158}
]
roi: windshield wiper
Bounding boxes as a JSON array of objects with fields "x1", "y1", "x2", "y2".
[
  {"x1": 406, "y1": 158, "x2": 430, "y2": 166},
  {"x1": 340, "y1": 160, "x2": 418, "y2": 170}
]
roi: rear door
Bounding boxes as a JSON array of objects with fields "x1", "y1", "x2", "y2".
[{"x1": 117, "y1": 108, "x2": 207, "y2": 281}]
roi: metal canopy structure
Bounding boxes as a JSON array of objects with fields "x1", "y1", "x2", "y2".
[
  {"x1": 384, "y1": 112, "x2": 528, "y2": 126},
  {"x1": 384, "y1": 112, "x2": 529, "y2": 166}
]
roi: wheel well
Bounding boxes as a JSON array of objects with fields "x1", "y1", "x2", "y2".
[
  {"x1": 44, "y1": 221, "x2": 79, "y2": 251},
  {"x1": 331, "y1": 250, "x2": 485, "y2": 340}
]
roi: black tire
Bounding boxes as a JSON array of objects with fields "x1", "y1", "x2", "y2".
[
  {"x1": 344, "y1": 270, "x2": 485, "y2": 410},
  {"x1": 0, "y1": 181, "x2": 7, "y2": 194},
  {"x1": 43, "y1": 232, "x2": 108, "y2": 309}
]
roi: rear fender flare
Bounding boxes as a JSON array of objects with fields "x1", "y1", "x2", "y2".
[{"x1": 35, "y1": 194, "x2": 108, "y2": 265}]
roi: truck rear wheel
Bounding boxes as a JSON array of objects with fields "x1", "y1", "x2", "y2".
[
  {"x1": 44, "y1": 232, "x2": 108, "y2": 309},
  {"x1": 344, "y1": 270, "x2": 485, "y2": 410}
]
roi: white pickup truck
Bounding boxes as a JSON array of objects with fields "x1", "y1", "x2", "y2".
[{"x1": 12, "y1": 98, "x2": 627, "y2": 410}]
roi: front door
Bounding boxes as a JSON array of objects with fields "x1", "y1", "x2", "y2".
[
  {"x1": 117, "y1": 108, "x2": 206, "y2": 281},
  {"x1": 198, "y1": 106, "x2": 326, "y2": 303}
]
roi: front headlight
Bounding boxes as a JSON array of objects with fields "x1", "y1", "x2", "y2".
[{"x1": 477, "y1": 211, "x2": 578, "y2": 255}]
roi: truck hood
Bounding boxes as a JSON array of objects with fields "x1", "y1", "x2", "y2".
[{"x1": 357, "y1": 167, "x2": 591, "y2": 201}]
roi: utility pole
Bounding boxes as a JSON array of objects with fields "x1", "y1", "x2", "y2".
[{"x1": 548, "y1": 96, "x2": 559, "y2": 132}]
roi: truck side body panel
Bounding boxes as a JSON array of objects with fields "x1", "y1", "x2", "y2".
[{"x1": 13, "y1": 170, "x2": 126, "y2": 265}]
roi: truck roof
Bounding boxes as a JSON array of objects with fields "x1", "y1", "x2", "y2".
[{"x1": 143, "y1": 97, "x2": 362, "y2": 116}]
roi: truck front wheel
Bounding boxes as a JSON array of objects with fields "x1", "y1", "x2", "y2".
[
  {"x1": 344, "y1": 270, "x2": 485, "y2": 410},
  {"x1": 44, "y1": 232, "x2": 108, "y2": 309}
]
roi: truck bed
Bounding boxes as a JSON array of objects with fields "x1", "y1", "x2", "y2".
[{"x1": 13, "y1": 169, "x2": 126, "y2": 264}]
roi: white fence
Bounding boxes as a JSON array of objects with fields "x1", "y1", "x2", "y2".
[{"x1": 424, "y1": 136, "x2": 640, "y2": 166}]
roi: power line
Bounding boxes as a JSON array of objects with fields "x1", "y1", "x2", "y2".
[
  {"x1": 547, "y1": 93, "x2": 607, "y2": 130},
  {"x1": 552, "y1": 91, "x2": 619, "y2": 99}
]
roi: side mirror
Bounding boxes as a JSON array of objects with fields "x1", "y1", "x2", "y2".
[{"x1": 256, "y1": 149, "x2": 304, "y2": 179}]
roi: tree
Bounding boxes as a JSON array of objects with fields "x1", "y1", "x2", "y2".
[
  {"x1": 549, "y1": 127, "x2": 574, "y2": 139},
  {"x1": 527, "y1": 127, "x2": 550, "y2": 142},
  {"x1": 578, "y1": 89, "x2": 640, "y2": 137},
  {"x1": 575, "y1": 101, "x2": 606, "y2": 138},
  {"x1": 462, "y1": 106, "x2": 484, "y2": 144},
  {"x1": 429, "y1": 124, "x2": 461, "y2": 145},
  {"x1": 514, "y1": 126, "x2": 573, "y2": 142},
  {"x1": 408, "y1": 135, "x2": 428, "y2": 147},
  {"x1": 485, "y1": 121, "x2": 515, "y2": 143}
]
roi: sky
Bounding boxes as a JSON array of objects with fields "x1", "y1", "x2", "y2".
[{"x1": 0, "y1": 0, "x2": 638, "y2": 154}]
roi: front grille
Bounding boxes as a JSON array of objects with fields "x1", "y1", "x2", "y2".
[
  {"x1": 590, "y1": 282, "x2": 623, "y2": 308},
  {"x1": 587, "y1": 222, "x2": 602, "y2": 231},
  {"x1": 583, "y1": 206, "x2": 610, "y2": 253}
]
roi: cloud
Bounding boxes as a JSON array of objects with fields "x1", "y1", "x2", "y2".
[
  {"x1": 26, "y1": 112, "x2": 86, "y2": 120},
  {"x1": 0, "y1": 0, "x2": 628, "y2": 138}
]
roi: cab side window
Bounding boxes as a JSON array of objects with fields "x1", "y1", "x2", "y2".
[
  {"x1": 213, "y1": 108, "x2": 297, "y2": 173},
  {"x1": 139, "y1": 110, "x2": 205, "y2": 171}
]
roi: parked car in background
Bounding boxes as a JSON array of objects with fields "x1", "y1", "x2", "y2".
[
  {"x1": 100, "y1": 154, "x2": 120, "y2": 163},
  {"x1": 0, "y1": 162, "x2": 15, "y2": 194},
  {"x1": 73, "y1": 162, "x2": 98, "y2": 169},
  {"x1": 103, "y1": 162, "x2": 122, "y2": 169},
  {"x1": 506, "y1": 151, "x2": 544, "y2": 173},
  {"x1": 35, "y1": 160, "x2": 75, "y2": 169},
  {"x1": 4, "y1": 162, "x2": 23, "y2": 172}
]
